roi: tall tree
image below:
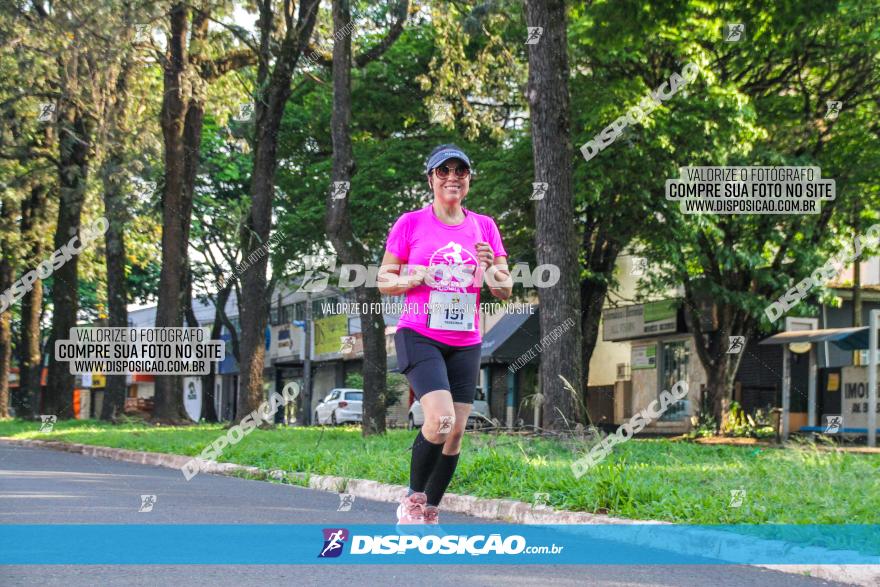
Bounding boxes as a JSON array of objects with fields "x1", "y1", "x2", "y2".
[
  {"x1": 326, "y1": 0, "x2": 409, "y2": 435},
  {"x1": 153, "y1": 3, "x2": 211, "y2": 422},
  {"x1": 0, "y1": 190, "x2": 16, "y2": 417},
  {"x1": 635, "y1": 0, "x2": 880, "y2": 428},
  {"x1": 236, "y1": 0, "x2": 320, "y2": 424},
  {"x1": 43, "y1": 24, "x2": 100, "y2": 418},
  {"x1": 0, "y1": 1, "x2": 59, "y2": 418},
  {"x1": 99, "y1": 39, "x2": 137, "y2": 422},
  {"x1": 18, "y1": 182, "x2": 52, "y2": 418},
  {"x1": 152, "y1": 3, "x2": 254, "y2": 422},
  {"x1": 524, "y1": 0, "x2": 583, "y2": 429}
]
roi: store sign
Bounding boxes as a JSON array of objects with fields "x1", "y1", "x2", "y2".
[
  {"x1": 183, "y1": 377, "x2": 202, "y2": 422},
  {"x1": 836, "y1": 366, "x2": 880, "y2": 428},
  {"x1": 314, "y1": 314, "x2": 348, "y2": 356},
  {"x1": 603, "y1": 300, "x2": 679, "y2": 342},
  {"x1": 632, "y1": 344, "x2": 657, "y2": 370}
]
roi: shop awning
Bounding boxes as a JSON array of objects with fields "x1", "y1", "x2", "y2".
[
  {"x1": 480, "y1": 308, "x2": 540, "y2": 364},
  {"x1": 759, "y1": 327, "x2": 870, "y2": 351}
]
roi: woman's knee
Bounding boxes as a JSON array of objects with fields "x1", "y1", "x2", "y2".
[{"x1": 423, "y1": 411, "x2": 456, "y2": 442}]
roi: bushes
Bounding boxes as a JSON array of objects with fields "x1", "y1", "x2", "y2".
[
  {"x1": 688, "y1": 401, "x2": 774, "y2": 439},
  {"x1": 723, "y1": 402, "x2": 775, "y2": 438}
]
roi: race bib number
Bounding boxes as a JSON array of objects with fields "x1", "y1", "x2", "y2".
[{"x1": 427, "y1": 291, "x2": 477, "y2": 331}]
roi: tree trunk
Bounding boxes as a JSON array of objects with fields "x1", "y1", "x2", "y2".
[
  {"x1": 99, "y1": 52, "x2": 134, "y2": 422},
  {"x1": 153, "y1": 3, "x2": 206, "y2": 423},
  {"x1": 325, "y1": 0, "x2": 387, "y2": 435},
  {"x1": 853, "y1": 247, "x2": 862, "y2": 328},
  {"x1": 236, "y1": 0, "x2": 320, "y2": 424},
  {"x1": 580, "y1": 229, "x2": 621, "y2": 415},
  {"x1": 0, "y1": 279, "x2": 10, "y2": 419},
  {"x1": 0, "y1": 195, "x2": 14, "y2": 418},
  {"x1": 199, "y1": 283, "x2": 230, "y2": 424},
  {"x1": 303, "y1": 293, "x2": 312, "y2": 425},
  {"x1": 45, "y1": 101, "x2": 92, "y2": 419},
  {"x1": 683, "y1": 288, "x2": 752, "y2": 431},
  {"x1": 525, "y1": 0, "x2": 583, "y2": 430},
  {"x1": 100, "y1": 151, "x2": 129, "y2": 421},
  {"x1": 17, "y1": 184, "x2": 50, "y2": 418}
]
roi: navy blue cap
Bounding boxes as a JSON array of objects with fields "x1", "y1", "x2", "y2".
[{"x1": 425, "y1": 146, "x2": 472, "y2": 175}]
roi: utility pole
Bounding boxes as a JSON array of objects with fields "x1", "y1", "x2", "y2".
[{"x1": 303, "y1": 293, "x2": 313, "y2": 425}]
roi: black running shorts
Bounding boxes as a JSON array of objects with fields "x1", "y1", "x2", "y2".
[{"x1": 394, "y1": 327, "x2": 482, "y2": 404}]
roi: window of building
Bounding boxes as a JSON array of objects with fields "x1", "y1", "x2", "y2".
[
  {"x1": 313, "y1": 296, "x2": 338, "y2": 319},
  {"x1": 659, "y1": 339, "x2": 689, "y2": 421}
]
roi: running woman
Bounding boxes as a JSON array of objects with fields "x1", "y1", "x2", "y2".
[{"x1": 378, "y1": 144, "x2": 512, "y2": 524}]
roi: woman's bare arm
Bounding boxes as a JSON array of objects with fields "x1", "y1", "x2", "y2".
[{"x1": 378, "y1": 250, "x2": 425, "y2": 296}]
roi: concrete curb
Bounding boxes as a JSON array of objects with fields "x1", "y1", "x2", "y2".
[{"x1": 3, "y1": 437, "x2": 877, "y2": 585}]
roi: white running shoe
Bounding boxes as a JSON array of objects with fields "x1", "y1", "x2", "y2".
[{"x1": 396, "y1": 491, "x2": 427, "y2": 524}]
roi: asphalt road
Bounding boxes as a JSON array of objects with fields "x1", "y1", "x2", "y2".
[{"x1": 0, "y1": 442, "x2": 855, "y2": 587}]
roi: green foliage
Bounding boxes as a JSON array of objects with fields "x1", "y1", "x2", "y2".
[
  {"x1": 344, "y1": 373, "x2": 364, "y2": 389},
  {"x1": 722, "y1": 402, "x2": 775, "y2": 439},
  {"x1": 688, "y1": 413, "x2": 718, "y2": 439},
  {"x1": 191, "y1": 115, "x2": 253, "y2": 297},
  {"x1": 345, "y1": 371, "x2": 405, "y2": 412},
  {"x1": 385, "y1": 372, "x2": 407, "y2": 410}
]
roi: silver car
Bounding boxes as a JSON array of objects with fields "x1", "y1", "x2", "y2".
[
  {"x1": 407, "y1": 388, "x2": 491, "y2": 430},
  {"x1": 314, "y1": 388, "x2": 363, "y2": 425}
]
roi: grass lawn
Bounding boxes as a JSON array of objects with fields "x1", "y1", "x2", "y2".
[{"x1": 1, "y1": 418, "x2": 877, "y2": 525}]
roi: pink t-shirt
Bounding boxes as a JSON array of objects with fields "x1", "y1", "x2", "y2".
[{"x1": 385, "y1": 205, "x2": 507, "y2": 346}]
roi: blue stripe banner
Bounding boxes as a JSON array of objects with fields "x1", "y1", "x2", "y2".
[{"x1": 0, "y1": 524, "x2": 877, "y2": 565}]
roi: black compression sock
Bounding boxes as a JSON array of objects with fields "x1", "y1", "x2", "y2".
[
  {"x1": 409, "y1": 430, "x2": 445, "y2": 493},
  {"x1": 425, "y1": 452, "x2": 460, "y2": 506}
]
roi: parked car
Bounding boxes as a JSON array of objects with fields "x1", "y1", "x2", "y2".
[
  {"x1": 314, "y1": 388, "x2": 363, "y2": 425},
  {"x1": 407, "y1": 388, "x2": 491, "y2": 430}
]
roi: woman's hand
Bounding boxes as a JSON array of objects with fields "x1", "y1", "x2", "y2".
[
  {"x1": 403, "y1": 264, "x2": 428, "y2": 289},
  {"x1": 487, "y1": 266, "x2": 512, "y2": 299},
  {"x1": 475, "y1": 242, "x2": 494, "y2": 269}
]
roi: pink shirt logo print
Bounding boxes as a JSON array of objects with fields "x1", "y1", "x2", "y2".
[
  {"x1": 428, "y1": 241, "x2": 479, "y2": 291},
  {"x1": 386, "y1": 205, "x2": 507, "y2": 346}
]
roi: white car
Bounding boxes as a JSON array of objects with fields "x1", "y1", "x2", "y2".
[
  {"x1": 314, "y1": 388, "x2": 363, "y2": 425},
  {"x1": 407, "y1": 388, "x2": 491, "y2": 430}
]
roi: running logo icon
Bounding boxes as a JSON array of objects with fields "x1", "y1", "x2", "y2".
[
  {"x1": 339, "y1": 336, "x2": 355, "y2": 354},
  {"x1": 337, "y1": 493, "x2": 354, "y2": 512},
  {"x1": 824, "y1": 415, "x2": 842, "y2": 434},
  {"x1": 630, "y1": 257, "x2": 647, "y2": 276},
  {"x1": 39, "y1": 415, "x2": 56, "y2": 432},
  {"x1": 530, "y1": 182, "x2": 548, "y2": 200},
  {"x1": 825, "y1": 101, "x2": 842, "y2": 120},
  {"x1": 438, "y1": 415, "x2": 454, "y2": 434},
  {"x1": 727, "y1": 336, "x2": 745, "y2": 354},
  {"x1": 724, "y1": 23, "x2": 744, "y2": 42},
  {"x1": 728, "y1": 489, "x2": 746, "y2": 508},
  {"x1": 234, "y1": 103, "x2": 254, "y2": 122},
  {"x1": 525, "y1": 27, "x2": 543, "y2": 45},
  {"x1": 38, "y1": 103, "x2": 56, "y2": 122},
  {"x1": 319, "y1": 528, "x2": 349, "y2": 558},
  {"x1": 331, "y1": 181, "x2": 350, "y2": 200},
  {"x1": 139, "y1": 494, "x2": 156, "y2": 512}
]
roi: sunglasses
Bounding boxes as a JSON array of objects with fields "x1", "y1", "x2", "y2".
[{"x1": 432, "y1": 164, "x2": 471, "y2": 179}]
